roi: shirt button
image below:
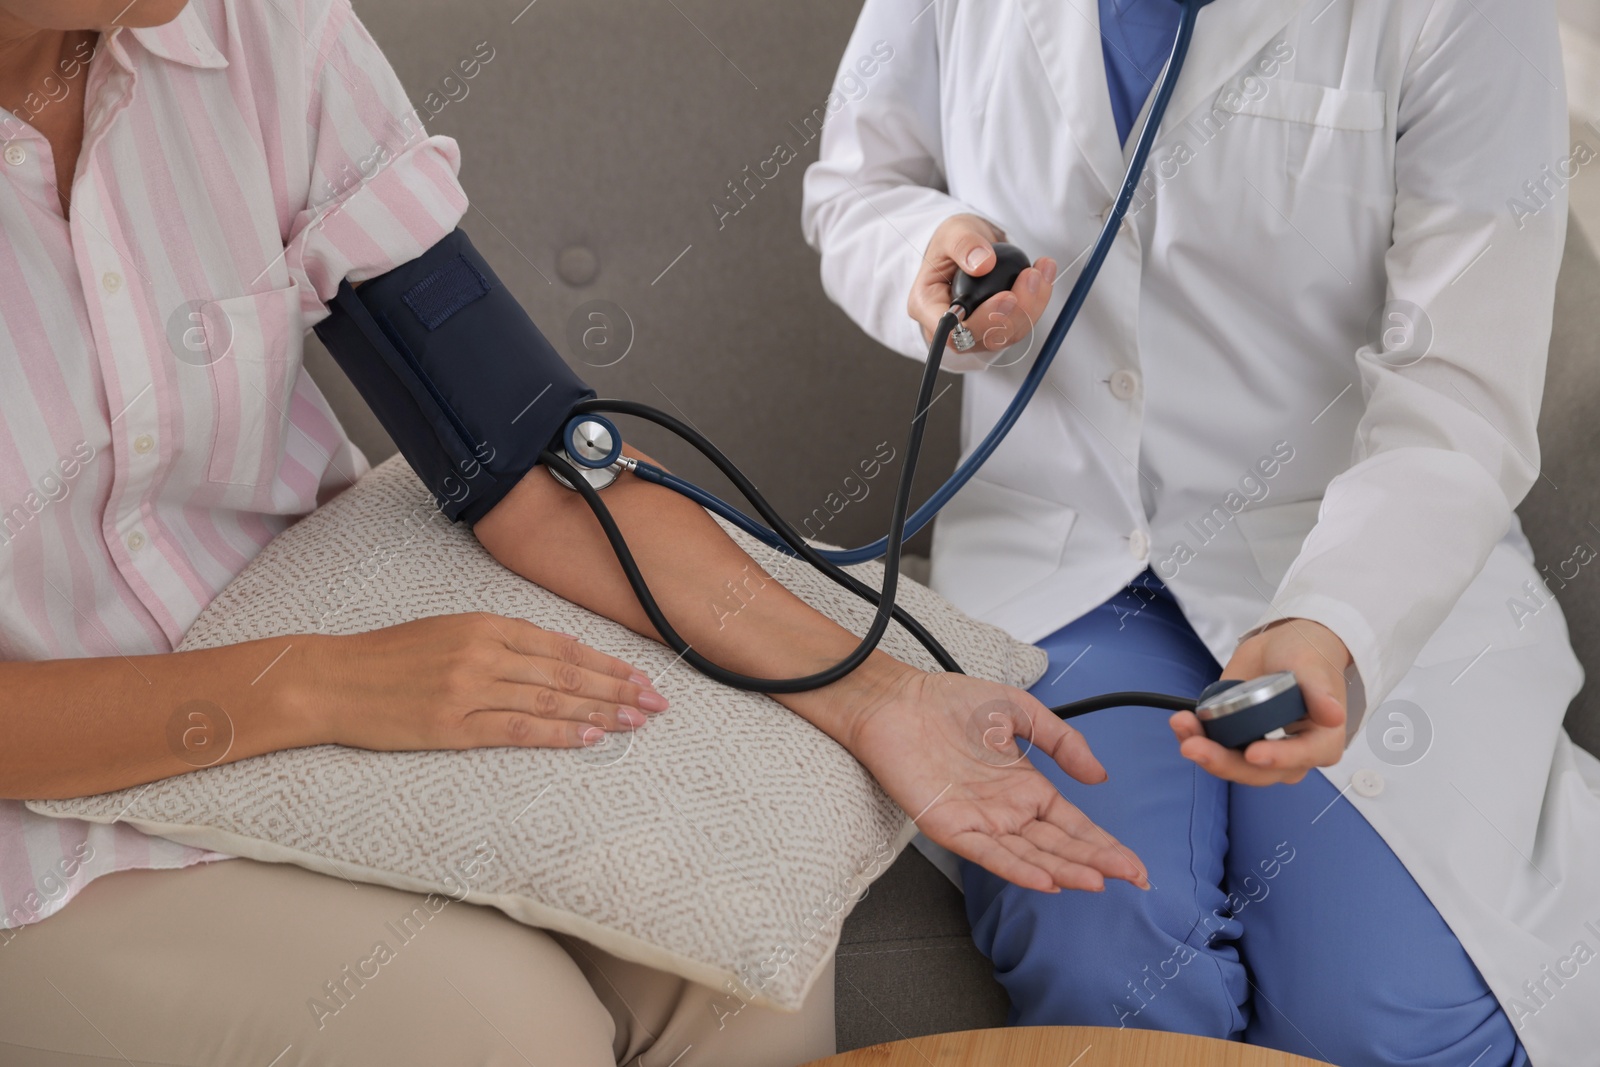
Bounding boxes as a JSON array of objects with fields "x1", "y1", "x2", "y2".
[
  {"x1": 3, "y1": 144, "x2": 25, "y2": 167},
  {"x1": 126, "y1": 530, "x2": 146, "y2": 552},
  {"x1": 133, "y1": 433, "x2": 155, "y2": 455},
  {"x1": 102, "y1": 271, "x2": 122, "y2": 294},
  {"x1": 1128, "y1": 529, "x2": 1151, "y2": 560},
  {"x1": 1351, "y1": 769, "x2": 1385, "y2": 798},
  {"x1": 1109, "y1": 369, "x2": 1142, "y2": 401}
]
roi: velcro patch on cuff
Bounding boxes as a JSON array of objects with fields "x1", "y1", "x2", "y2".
[{"x1": 402, "y1": 255, "x2": 492, "y2": 331}]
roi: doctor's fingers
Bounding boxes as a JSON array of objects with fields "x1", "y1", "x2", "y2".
[
  {"x1": 943, "y1": 218, "x2": 1004, "y2": 275},
  {"x1": 911, "y1": 262, "x2": 1057, "y2": 357},
  {"x1": 909, "y1": 215, "x2": 1003, "y2": 333},
  {"x1": 1173, "y1": 723, "x2": 1320, "y2": 787},
  {"x1": 964, "y1": 260, "x2": 1057, "y2": 355},
  {"x1": 1239, "y1": 720, "x2": 1344, "y2": 775},
  {"x1": 923, "y1": 212, "x2": 1007, "y2": 277}
]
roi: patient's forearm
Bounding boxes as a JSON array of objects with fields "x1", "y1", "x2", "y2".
[
  {"x1": 0, "y1": 641, "x2": 312, "y2": 800},
  {"x1": 472, "y1": 450, "x2": 915, "y2": 745}
]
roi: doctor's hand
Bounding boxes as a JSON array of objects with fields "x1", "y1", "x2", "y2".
[
  {"x1": 911, "y1": 214, "x2": 1057, "y2": 362},
  {"x1": 1169, "y1": 618, "x2": 1351, "y2": 786},
  {"x1": 844, "y1": 667, "x2": 1150, "y2": 894}
]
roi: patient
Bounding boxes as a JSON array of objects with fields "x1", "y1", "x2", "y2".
[{"x1": 0, "y1": 2, "x2": 1146, "y2": 1064}]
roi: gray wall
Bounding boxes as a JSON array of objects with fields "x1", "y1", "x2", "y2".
[{"x1": 1561, "y1": 0, "x2": 1600, "y2": 40}]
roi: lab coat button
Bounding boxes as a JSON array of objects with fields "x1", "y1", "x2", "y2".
[
  {"x1": 1128, "y1": 529, "x2": 1150, "y2": 560},
  {"x1": 1351, "y1": 769, "x2": 1385, "y2": 798},
  {"x1": 133, "y1": 434, "x2": 155, "y2": 455},
  {"x1": 1109, "y1": 369, "x2": 1141, "y2": 400},
  {"x1": 102, "y1": 272, "x2": 122, "y2": 294},
  {"x1": 4, "y1": 145, "x2": 25, "y2": 167}
]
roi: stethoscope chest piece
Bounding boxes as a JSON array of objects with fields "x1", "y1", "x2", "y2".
[
  {"x1": 548, "y1": 414, "x2": 627, "y2": 491},
  {"x1": 564, "y1": 415, "x2": 622, "y2": 468},
  {"x1": 1194, "y1": 671, "x2": 1306, "y2": 750}
]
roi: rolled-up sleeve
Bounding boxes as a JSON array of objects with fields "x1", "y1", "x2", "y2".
[
  {"x1": 282, "y1": 0, "x2": 470, "y2": 324},
  {"x1": 1244, "y1": 0, "x2": 1569, "y2": 718}
]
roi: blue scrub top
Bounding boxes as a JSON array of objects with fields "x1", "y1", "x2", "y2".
[{"x1": 1098, "y1": 0, "x2": 1184, "y2": 145}]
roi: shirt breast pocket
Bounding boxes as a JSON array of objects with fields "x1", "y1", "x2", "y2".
[
  {"x1": 200, "y1": 283, "x2": 304, "y2": 499},
  {"x1": 1230, "y1": 81, "x2": 1387, "y2": 194}
]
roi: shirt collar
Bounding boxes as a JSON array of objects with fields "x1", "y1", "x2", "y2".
[{"x1": 125, "y1": 6, "x2": 229, "y2": 70}]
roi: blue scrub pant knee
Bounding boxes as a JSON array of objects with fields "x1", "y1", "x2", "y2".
[{"x1": 960, "y1": 573, "x2": 1527, "y2": 1066}]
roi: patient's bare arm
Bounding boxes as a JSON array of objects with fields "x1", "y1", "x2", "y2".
[
  {"x1": 473, "y1": 449, "x2": 1150, "y2": 894},
  {"x1": 1, "y1": 443, "x2": 1146, "y2": 893},
  {"x1": 0, "y1": 615, "x2": 660, "y2": 801}
]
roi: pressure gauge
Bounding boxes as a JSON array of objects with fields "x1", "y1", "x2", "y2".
[{"x1": 1194, "y1": 671, "x2": 1307, "y2": 750}]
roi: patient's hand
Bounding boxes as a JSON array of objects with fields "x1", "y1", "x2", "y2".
[
  {"x1": 475, "y1": 455, "x2": 1142, "y2": 893},
  {"x1": 301, "y1": 613, "x2": 668, "y2": 751},
  {"x1": 843, "y1": 668, "x2": 1150, "y2": 894}
]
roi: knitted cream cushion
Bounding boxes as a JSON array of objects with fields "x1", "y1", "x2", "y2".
[{"x1": 29, "y1": 455, "x2": 1046, "y2": 1011}]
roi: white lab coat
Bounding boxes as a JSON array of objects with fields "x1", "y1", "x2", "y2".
[{"x1": 802, "y1": 0, "x2": 1600, "y2": 1061}]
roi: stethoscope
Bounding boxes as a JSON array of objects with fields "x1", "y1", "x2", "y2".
[{"x1": 542, "y1": 0, "x2": 1308, "y2": 749}]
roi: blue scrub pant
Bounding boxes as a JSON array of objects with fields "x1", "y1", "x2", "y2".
[{"x1": 961, "y1": 572, "x2": 1527, "y2": 1067}]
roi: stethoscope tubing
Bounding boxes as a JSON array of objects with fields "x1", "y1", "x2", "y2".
[
  {"x1": 547, "y1": 312, "x2": 958, "y2": 692},
  {"x1": 572, "y1": 398, "x2": 964, "y2": 673},
  {"x1": 660, "y1": 0, "x2": 1204, "y2": 566},
  {"x1": 555, "y1": 0, "x2": 1214, "y2": 717}
]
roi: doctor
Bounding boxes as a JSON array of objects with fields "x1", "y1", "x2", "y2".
[{"x1": 804, "y1": 0, "x2": 1600, "y2": 1064}]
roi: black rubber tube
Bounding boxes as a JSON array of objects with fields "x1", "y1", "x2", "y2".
[{"x1": 542, "y1": 314, "x2": 958, "y2": 692}]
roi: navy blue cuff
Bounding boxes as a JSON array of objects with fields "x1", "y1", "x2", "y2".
[{"x1": 313, "y1": 228, "x2": 595, "y2": 524}]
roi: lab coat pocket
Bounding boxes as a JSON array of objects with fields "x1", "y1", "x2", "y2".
[
  {"x1": 931, "y1": 475, "x2": 1077, "y2": 618},
  {"x1": 1229, "y1": 81, "x2": 1387, "y2": 191},
  {"x1": 1233, "y1": 497, "x2": 1323, "y2": 589},
  {"x1": 203, "y1": 283, "x2": 304, "y2": 496}
]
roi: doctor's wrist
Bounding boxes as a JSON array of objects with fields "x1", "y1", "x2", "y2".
[{"x1": 1266, "y1": 617, "x2": 1352, "y2": 670}]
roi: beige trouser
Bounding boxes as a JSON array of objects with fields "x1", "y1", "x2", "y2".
[{"x1": 0, "y1": 857, "x2": 835, "y2": 1067}]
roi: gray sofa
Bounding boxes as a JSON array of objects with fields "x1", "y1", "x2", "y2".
[{"x1": 323, "y1": 2, "x2": 1600, "y2": 1052}]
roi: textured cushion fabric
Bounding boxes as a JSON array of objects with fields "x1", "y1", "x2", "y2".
[{"x1": 28, "y1": 455, "x2": 1047, "y2": 1012}]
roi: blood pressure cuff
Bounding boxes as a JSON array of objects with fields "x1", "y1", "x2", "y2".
[{"x1": 313, "y1": 228, "x2": 595, "y2": 525}]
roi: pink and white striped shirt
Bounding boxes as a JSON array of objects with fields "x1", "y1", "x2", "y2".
[{"x1": 0, "y1": 0, "x2": 468, "y2": 931}]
